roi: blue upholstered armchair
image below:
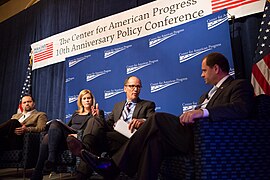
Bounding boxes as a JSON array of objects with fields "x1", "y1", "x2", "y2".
[
  {"x1": 159, "y1": 94, "x2": 270, "y2": 179},
  {"x1": 0, "y1": 132, "x2": 40, "y2": 179}
]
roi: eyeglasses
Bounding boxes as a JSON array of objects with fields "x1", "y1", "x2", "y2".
[{"x1": 125, "y1": 84, "x2": 142, "y2": 89}]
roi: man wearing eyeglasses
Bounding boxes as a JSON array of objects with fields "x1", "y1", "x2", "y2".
[
  {"x1": 67, "y1": 76, "x2": 156, "y2": 179},
  {"x1": 68, "y1": 53, "x2": 255, "y2": 180}
]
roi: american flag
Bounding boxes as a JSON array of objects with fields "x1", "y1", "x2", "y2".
[
  {"x1": 212, "y1": 0, "x2": 260, "y2": 12},
  {"x1": 34, "y1": 42, "x2": 53, "y2": 63},
  {"x1": 17, "y1": 53, "x2": 33, "y2": 113},
  {"x1": 251, "y1": 0, "x2": 270, "y2": 96}
]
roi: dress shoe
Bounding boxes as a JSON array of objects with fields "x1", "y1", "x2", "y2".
[
  {"x1": 81, "y1": 149, "x2": 119, "y2": 178},
  {"x1": 30, "y1": 170, "x2": 43, "y2": 180},
  {"x1": 75, "y1": 171, "x2": 88, "y2": 180},
  {"x1": 66, "y1": 135, "x2": 84, "y2": 157},
  {"x1": 43, "y1": 160, "x2": 56, "y2": 173}
]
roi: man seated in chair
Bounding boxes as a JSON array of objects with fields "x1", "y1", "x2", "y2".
[
  {"x1": 67, "y1": 76, "x2": 156, "y2": 179},
  {"x1": 0, "y1": 94, "x2": 47, "y2": 150},
  {"x1": 68, "y1": 52, "x2": 255, "y2": 180}
]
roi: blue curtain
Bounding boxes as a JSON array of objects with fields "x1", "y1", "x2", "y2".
[
  {"x1": 0, "y1": 0, "x2": 262, "y2": 122},
  {"x1": 230, "y1": 14, "x2": 262, "y2": 79}
]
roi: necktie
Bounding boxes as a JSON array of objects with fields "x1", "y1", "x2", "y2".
[
  {"x1": 122, "y1": 102, "x2": 132, "y2": 121},
  {"x1": 200, "y1": 86, "x2": 218, "y2": 109},
  {"x1": 207, "y1": 86, "x2": 218, "y2": 100}
]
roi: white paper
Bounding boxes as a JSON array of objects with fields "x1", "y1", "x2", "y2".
[{"x1": 114, "y1": 119, "x2": 136, "y2": 138}]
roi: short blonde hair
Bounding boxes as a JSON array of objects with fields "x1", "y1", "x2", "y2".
[{"x1": 76, "y1": 89, "x2": 96, "y2": 113}]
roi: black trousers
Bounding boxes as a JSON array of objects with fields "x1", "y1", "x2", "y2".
[
  {"x1": 78, "y1": 116, "x2": 128, "y2": 175},
  {"x1": 0, "y1": 119, "x2": 23, "y2": 150},
  {"x1": 112, "y1": 112, "x2": 194, "y2": 180}
]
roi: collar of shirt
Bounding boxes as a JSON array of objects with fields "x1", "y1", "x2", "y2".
[
  {"x1": 215, "y1": 75, "x2": 230, "y2": 88},
  {"x1": 22, "y1": 109, "x2": 35, "y2": 117},
  {"x1": 19, "y1": 109, "x2": 35, "y2": 123}
]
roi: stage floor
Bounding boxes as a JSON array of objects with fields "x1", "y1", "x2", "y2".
[{"x1": 0, "y1": 168, "x2": 76, "y2": 179}]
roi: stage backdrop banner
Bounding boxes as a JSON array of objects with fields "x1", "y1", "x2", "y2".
[
  {"x1": 31, "y1": 0, "x2": 265, "y2": 70},
  {"x1": 65, "y1": 10, "x2": 233, "y2": 122}
]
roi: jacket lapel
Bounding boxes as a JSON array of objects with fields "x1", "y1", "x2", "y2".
[
  {"x1": 207, "y1": 76, "x2": 233, "y2": 107},
  {"x1": 116, "y1": 101, "x2": 126, "y2": 120},
  {"x1": 132, "y1": 98, "x2": 142, "y2": 118},
  {"x1": 22, "y1": 109, "x2": 37, "y2": 123}
]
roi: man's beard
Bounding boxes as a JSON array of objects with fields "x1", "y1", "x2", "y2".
[{"x1": 24, "y1": 106, "x2": 33, "y2": 112}]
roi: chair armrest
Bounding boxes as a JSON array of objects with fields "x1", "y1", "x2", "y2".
[
  {"x1": 21, "y1": 132, "x2": 41, "y2": 169},
  {"x1": 193, "y1": 118, "x2": 270, "y2": 179}
]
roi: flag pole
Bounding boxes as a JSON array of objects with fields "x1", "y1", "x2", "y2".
[{"x1": 17, "y1": 51, "x2": 33, "y2": 113}]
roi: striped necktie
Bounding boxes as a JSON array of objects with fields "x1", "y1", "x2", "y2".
[{"x1": 122, "y1": 102, "x2": 132, "y2": 121}]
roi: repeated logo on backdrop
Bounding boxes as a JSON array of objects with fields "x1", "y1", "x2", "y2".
[{"x1": 65, "y1": 10, "x2": 234, "y2": 122}]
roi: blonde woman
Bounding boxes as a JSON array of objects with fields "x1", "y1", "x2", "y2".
[{"x1": 31, "y1": 89, "x2": 102, "y2": 180}]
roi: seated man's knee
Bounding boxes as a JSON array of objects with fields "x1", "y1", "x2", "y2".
[{"x1": 154, "y1": 112, "x2": 178, "y2": 124}]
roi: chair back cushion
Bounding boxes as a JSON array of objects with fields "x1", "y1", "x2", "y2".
[{"x1": 253, "y1": 94, "x2": 270, "y2": 120}]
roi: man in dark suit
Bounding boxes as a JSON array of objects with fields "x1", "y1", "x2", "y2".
[
  {"x1": 0, "y1": 94, "x2": 47, "y2": 150},
  {"x1": 68, "y1": 76, "x2": 156, "y2": 179},
  {"x1": 72, "y1": 52, "x2": 254, "y2": 180}
]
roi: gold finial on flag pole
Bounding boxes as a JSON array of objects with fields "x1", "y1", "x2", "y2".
[{"x1": 29, "y1": 50, "x2": 33, "y2": 66}]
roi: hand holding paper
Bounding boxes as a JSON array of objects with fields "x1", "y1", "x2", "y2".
[
  {"x1": 128, "y1": 118, "x2": 145, "y2": 133},
  {"x1": 114, "y1": 119, "x2": 137, "y2": 138}
]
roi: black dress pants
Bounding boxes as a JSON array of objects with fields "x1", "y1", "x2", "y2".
[
  {"x1": 78, "y1": 116, "x2": 128, "y2": 175},
  {"x1": 112, "y1": 112, "x2": 194, "y2": 180}
]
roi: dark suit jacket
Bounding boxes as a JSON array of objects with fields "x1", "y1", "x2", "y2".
[
  {"x1": 11, "y1": 109, "x2": 48, "y2": 132},
  {"x1": 111, "y1": 77, "x2": 254, "y2": 179},
  {"x1": 106, "y1": 98, "x2": 156, "y2": 129},
  {"x1": 198, "y1": 76, "x2": 254, "y2": 121}
]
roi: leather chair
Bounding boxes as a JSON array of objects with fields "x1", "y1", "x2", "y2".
[
  {"x1": 0, "y1": 132, "x2": 40, "y2": 179},
  {"x1": 159, "y1": 94, "x2": 270, "y2": 179}
]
